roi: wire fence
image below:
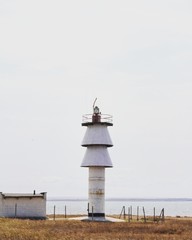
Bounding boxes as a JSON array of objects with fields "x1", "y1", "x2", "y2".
[
  {"x1": 47, "y1": 202, "x2": 165, "y2": 222},
  {"x1": 3, "y1": 200, "x2": 192, "y2": 219},
  {"x1": 119, "y1": 206, "x2": 165, "y2": 223}
]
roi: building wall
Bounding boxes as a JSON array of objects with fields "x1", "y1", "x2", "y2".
[{"x1": 0, "y1": 193, "x2": 46, "y2": 219}]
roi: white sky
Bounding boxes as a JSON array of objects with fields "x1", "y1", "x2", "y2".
[{"x1": 0, "y1": 0, "x2": 192, "y2": 199}]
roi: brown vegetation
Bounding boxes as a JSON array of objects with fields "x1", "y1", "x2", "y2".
[{"x1": 0, "y1": 217, "x2": 192, "y2": 240}]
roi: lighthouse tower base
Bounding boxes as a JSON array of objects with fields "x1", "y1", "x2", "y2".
[
  {"x1": 82, "y1": 216, "x2": 112, "y2": 222},
  {"x1": 69, "y1": 216, "x2": 125, "y2": 222}
]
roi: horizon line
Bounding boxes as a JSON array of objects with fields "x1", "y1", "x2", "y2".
[{"x1": 47, "y1": 197, "x2": 192, "y2": 202}]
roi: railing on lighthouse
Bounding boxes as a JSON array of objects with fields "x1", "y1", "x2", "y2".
[{"x1": 82, "y1": 107, "x2": 113, "y2": 126}]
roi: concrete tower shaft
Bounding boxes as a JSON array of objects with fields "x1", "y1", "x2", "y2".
[{"x1": 88, "y1": 167, "x2": 105, "y2": 217}]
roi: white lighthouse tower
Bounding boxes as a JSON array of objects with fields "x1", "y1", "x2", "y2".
[{"x1": 81, "y1": 102, "x2": 113, "y2": 221}]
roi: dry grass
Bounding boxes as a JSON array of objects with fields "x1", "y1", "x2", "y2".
[{"x1": 1, "y1": 217, "x2": 192, "y2": 240}]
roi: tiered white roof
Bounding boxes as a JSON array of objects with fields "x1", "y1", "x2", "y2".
[
  {"x1": 81, "y1": 125, "x2": 113, "y2": 147},
  {"x1": 81, "y1": 146, "x2": 113, "y2": 167}
]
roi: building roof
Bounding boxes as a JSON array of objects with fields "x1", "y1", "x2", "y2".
[{"x1": 1, "y1": 192, "x2": 46, "y2": 199}]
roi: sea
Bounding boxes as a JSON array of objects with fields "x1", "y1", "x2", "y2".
[{"x1": 47, "y1": 198, "x2": 192, "y2": 217}]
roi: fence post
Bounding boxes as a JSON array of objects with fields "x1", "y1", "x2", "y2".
[
  {"x1": 65, "y1": 205, "x2": 67, "y2": 218},
  {"x1": 162, "y1": 208, "x2": 165, "y2": 222},
  {"x1": 128, "y1": 207, "x2": 130, "y2": 222},
  {"x1": 143, "y1": 207, "x2": 146, "y2": 223},
  {"x1": 160, "y1": 208, "x2": 165, "y2": 222},
  {"x1": 119, "y1": 206, "x2": 125, "y2": 219},
  {"x1": 53, "y1": 205, "x2": 56, "y2": 221},
  {"x1": 15, "y1": 204, "x2": 17, "y2": 218},
  {"x1": 87, "y1": 203, "x2": 89, "y2": 216},
  {"x1": 92, "y1": 206, "x2": 94, "y2": 221},
  {"x1": 153, "y1": 207, "x2": 156, "y2": 222},
  {"x1": 137, "y1": 206, "x2": 139, "y2": 221},
  {"x1": 130, "y1": 206, "x2": 132, "y2": 220}
]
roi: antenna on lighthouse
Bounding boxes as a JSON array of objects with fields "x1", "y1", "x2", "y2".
[
  {"x1": 92, "y1": 98, "x2": 101, "y2": 122},
  {"x1": 93, "y1": 98, "x2": 97, "y2": 112}
]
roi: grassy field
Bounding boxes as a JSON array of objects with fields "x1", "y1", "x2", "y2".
[{"x1": 1, "y1": 217, "x2": 192, "y2": 240}]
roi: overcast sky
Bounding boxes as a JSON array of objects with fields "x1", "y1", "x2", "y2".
[{"x1": 0, "y1": 0, "x2": 192, "y2": 199}]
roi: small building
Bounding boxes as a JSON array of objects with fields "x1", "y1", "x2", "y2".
[{"x1": 0, "y1": 192, "x2": 47, "y2": 219}]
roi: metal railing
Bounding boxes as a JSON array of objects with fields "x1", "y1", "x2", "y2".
[{"x1": 82, "y1": 114, "x2": 113, "y2": 124}]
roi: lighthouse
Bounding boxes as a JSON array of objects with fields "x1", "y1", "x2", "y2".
[{"x1": 81, "y1": 103, "x2": 113, "y2": 220}]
